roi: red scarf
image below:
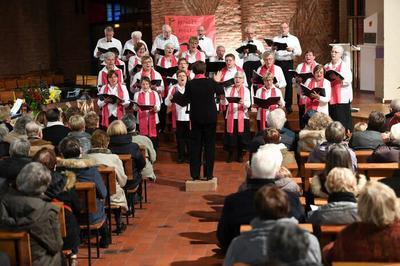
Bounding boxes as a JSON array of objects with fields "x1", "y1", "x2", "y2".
[
  {"x1": 305, "y1": 79, "x2": 324, "y2": 112},
  {"x1": 169, "y1": 86, "x2": 178, "y2": 129},
  {"x1": 227, "y1": 85, "x2": 245, "y2": 134},
  {"x1": 220, "y1": 66, "x2": 243, "y2": 111},
  {"x1": 141, "y1": 68, "x2": 156, "y2": 80},
  {"x1": 101, "y1": 68, "x2": 122, "y2": 86},
  {"x1": 101, "y1": 83, "x2": 124, "y2": 127},
  {"x1": 300, "y1": 61, "x2": 316, "y2": 73},
  {"x1": 160, "y1": 56, "x2": 177, "y2": 68},
  {"x1": 325, "y1": 62, "x2": 342, "y2": 105},
  {"x1": 138, "y1": 90, "x2": 157, "y2": 137},
  {"x1": 259, "y1": 86, "x2": 277, "y2": 130},
  {"x1": 258, "y1": 65, "x2": 275, "y2": 88},
  {"x1": 186, "y1": 50, "x2": 202, "y2": 62}
]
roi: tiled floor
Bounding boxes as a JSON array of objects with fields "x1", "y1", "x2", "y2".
[{"x1": 78, "y1": 149, "x2": 246, "y2": 266}]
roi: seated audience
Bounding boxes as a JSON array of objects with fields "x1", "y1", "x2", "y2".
[
  {"x1": 42, "y1": 108, "x2": 71, "y2": 148},
  {"x1": 0, "y1": 105, "x2": 13, "y2": 132},
  {"x1": 266, "y1": 222, "x2": 322, "y2": 266},
  {"x1": 0, "y1": 162, "x2": 64, "y2": 265},
  {"x1": 223, "y1": 186, "x2": 321, "y2": 266},
  {"x1": 217, "y1": 144, "x2": 303, "y2": 252},
  {"x1": 33, "y1": 148, "x2": 81, "y2": 263},
  {"x1": 35, "y1": 110, "x2": 47, "y2": 128},
  {"x1": 275, "y1": 166, "x2": 302, "y2": 196},
  {"x1": 368, "y1": 122, "x2": 400, "y2": 163},
  {"x1": 67, "y1": 115, "x2": 92, "y2": 154},
  {"x1": 308, "y1": 121, "x2": 357, "y2": 170},
  {"x1": 349, "y1": 111, "x2": 385, "y2": 150},
  {"x1": 298, "y1": 111, "x2": 332, "y2": 152},
  {"x1": 3, "y1": 115, "x2": 32, "y2": 144},
  {"x1": 262, "y1": 128, "x2": 297, "y2": 168},
  {"x1": 107, "y1": 120, "x2": 146, "y2": 211},
  {"x1": 308, "y1": 167, "x2": 359, "y2": 225},
  {"x1": 0, "y1": 124, "x2": 9, "y2": 157},
  {"x1": 324, "y1": 182, "x2": 400, "y2": 263},
  {"x1": 266, "y1": 108, "x2": 296, "y2": 151},
  {"x1": 384, "y1": 98, "x2": 400, "y2": 131},
  {"x1": 25, "y1": 121, "x2": 54, "y2": 157},
  {"x1": 0, "y1": 139, "x2": 31, "y2": 186},
  {"x1": 84, "y1": 111, "x2": 100, "y2": 135},
  {"x1": 353, "y1": 122, "x2": 367, "y2": 132},
  {"x1": 86, "y1": 129, "x2": 128, "y2": 234},
  {"x1": 311, "y1": 144, "x2": 366, "y2": 198},
  {"x1": 57, "y1": 136, "x2": 110, "y2": 248},
  {"x1": 122, "y1": 114, "x2": 157, "y2": 180}
]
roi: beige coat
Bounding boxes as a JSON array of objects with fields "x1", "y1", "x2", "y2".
[
  {"x1": 85, "y1": 150, "x2": 128, "y2": 210},
  {"x1": 298, "y1": 129, "x2": 326, "y2": 152}
]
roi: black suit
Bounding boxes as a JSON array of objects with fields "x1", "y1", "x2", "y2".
[
  {"x1": 183, "y1": 77, "x2": 224, "y2": 179},
  {"x1": 42, "y1": 124, "x2": 71, "y2": 148}
]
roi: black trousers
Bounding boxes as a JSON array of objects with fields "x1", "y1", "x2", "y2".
[
  {"x1": 223, "y1": 119, "x2": 250, "y2": 152},
  {"x1": 329, "y1": 103, "x2": 353, "y2": 131},
  {"x1": 275, "y1": 59, "x2": 294, "y2": 109},
  {"x1": 176, "y1": 120, "x2": 190, "y2": 160},
  {"x1": 190, "y1": 122, "x2": 216, "y2": 179},
  {"x1": 159, "y1": 99, "x2": 167, "y2": 132}
]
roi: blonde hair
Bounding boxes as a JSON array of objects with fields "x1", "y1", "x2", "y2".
[
  {"x1": 306, "y1": 112, "x2": 333, "y2": 131},
  {"x1": 69, "y1": 115, "x2": 85, "y2": 131},
  {"x1": 358, "y1": 181, "x2": 400, "y2": 227},
  {"x1": 107, "y1": 120, "x2": 127, "y2": 136},
  {"x1": 325, "y1": 167, "x2": 357, "y2": 194},
  {"x1": 263, "y1": 71, "x2": 275, "y2": 81},
  {"x1": 353, "y1": 122, "x2": 368, "y2": 132}
]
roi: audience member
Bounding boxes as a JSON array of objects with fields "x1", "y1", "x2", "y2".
[
  {"x1": 42, "y1": 108, "x2": 71, "y2": 148},
  {"x1": 35, "y1": 110, "x2": 47, "y2": 128},
  {"x1": 84, "y1": 111, "x2": 100, "y2": 135},
  {"x1": 353, "y1": 122, "x2": 367, "y2": 132},
  {"x1": 57, "y1": 136, "x2": 110, "y2": 248},
  {"x1": 122, "y1": 114, "x2": 157, "y2": 180},
  {"x1": 261, "y1": 128, "x2": 297, "y2": 168},
  {"x1": 308, "y1": 167, "x2": 359, "y2": 225},
  {"x1": 3, "y1": 115, "x2": 31, "y2": 144},
  {"x1": 0, "y1": 124, "x2": 9, "y2": 157},
  {"x1": 86, "y1": 129, "x2": 128, "y2": 234},
  {"x1": 267, "y1": 108, "x2": 296, "y2": 151},
  {"x1": 323, "y1": 182, "x2": 400, "y2": 263},
  {"x1": 26, "y1": 121, "x2": 54, "y2": 157},
  {"x1": 223, "y1": 186, "x2": 320, "y2": 266},
  {"x1": 0, "y1": 139, "x2": 31, "y2": 186},
  {"x1": 0, "y1": 162, "x2": 64, "y2": 265},
  {"x1": 298, "y1": 111, "x2": 332, "y2": 152},
  {"x1": 67, "y1": 115, "x2": 92, "y2": 154},
  {"x1": 0, "y1": 105, "x2": 12, "y2": 132},
  {"x1": 275, "y1": 166, "x2": 302, "y2": 196},
  {"x1": 349, "y1": 111, "x2": 385, "y2": 150},
  {"x1": 384, "y1": 98, "x2": 400, "y2": 130},
  {"x1": 368, "y1": 122, "x2": 400, "y2": 163},
  {"x1": 217, "y1": 144, "x2": 303, "y2": 252}
]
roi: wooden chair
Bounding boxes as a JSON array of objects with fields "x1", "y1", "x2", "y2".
[
  {"x1": 139, "y1": 144, "x2": 150, "y2": 203},
  {"x1": 118, "y1": 154, "x2": 142, "y2": 212},
  {"x1": 0, "y1": 231, "x2": 32, "y2": 266},
  {"x1": 303, "y1": 163, "x2": 325, "y2": 192},
  {"x1": 240, "y1": 223, "x2": 314, "y2": 233},
  {"x1": 51, "y1": 201, "x2": 67, "y2": 238},
  {"x1": 75, "y1": 182, "x2": 103, "y2": 265},
  {"x1": 286, "y1": 162, "x2": 299, "y2": 177},
  {"x1": 97, "y1": 166, "x2": 117, "y2": 243},
  {"x1": 239, "y1": 224, "x2": 252, "y2": 233},
  {"x1": 299, "y1": 151, "x2": 310, "y2": 176},
  {"x1": 298, "y1": 223, "x2": 313, "y2": 233}
]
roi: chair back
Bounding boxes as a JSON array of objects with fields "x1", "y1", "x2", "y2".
[{"x1": 0, "y1": 231, "x2": 32, "y2": 266}]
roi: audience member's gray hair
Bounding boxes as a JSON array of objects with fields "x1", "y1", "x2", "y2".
[
  {"x1": 0, "y1": 124, "x2": 9, "y2": 141},
  {"x1": 9, "y1": 139, "x2": 30, "y2": 157},
  {"x1": 267, "y1": 108, "x2": 287, "y2": 130},
  {"x1": 234, "y1": 71, "x2": 245, "y2": 79},
  {"x1": 131, "y1": 31, "x2": 142, "y2": 38},
  {"x1": 25, "y1": 121, "x2": 41, "y2": 138},
  {"x1": 104, "y1": 51, "x2": 115, "y2": 60},
  {"x1": 13, "y1": 115, "x2": 33, "y2": 135},
  {"x1": 251, "y1": 144, "x2": 282, "y2": 179},
  {"x1": 122, "y1": 114, "x2": 137, "y2": 133},
  {"x1": 16, "y1": 162, "x2": 51, "y2": 195},
  {"x1": 390, "y1": 99, "x2": 400, "y2": 113},
  {"x1": 325, "y1": 121, "x2": 345, "y2": 143}
]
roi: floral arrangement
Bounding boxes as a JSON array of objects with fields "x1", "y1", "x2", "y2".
[{"x1": 21, "y1": 81, "x2": 61, "y2": 115}]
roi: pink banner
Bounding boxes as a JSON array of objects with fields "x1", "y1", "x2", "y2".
[{"x1": 165, "y1": 15, "x2": 216, "y2": 52}]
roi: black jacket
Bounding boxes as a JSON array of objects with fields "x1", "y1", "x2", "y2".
[
  {"x1": 183, "y1": 77, "x2": 224, "y2": 124},
  {"x1": 42, "y1": 124, "x2": 71, "y2": 148},
  {"x1": 216, "y1": 178, "x2": 304, "y2": 252},
  {"x1": 0, "y1": 156, "x2": 31, "y2": 186}
]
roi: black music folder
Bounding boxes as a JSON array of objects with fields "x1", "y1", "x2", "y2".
[
  {"x1": 253, "y1": 96, "x2": 280, "y2": 109},
  {"x1": 325, "y1": 69, "x2": 344, "y2": 82},
  {"x1": 289, "y1": 70, "x2": 314, "y2": 81},
  {"x1": 236, "y1": 43, "x2": 258, "y2": 54},
  {"x1": 206, "y1": 61, "x2": 226, "y2": 73},
  {"x1": 155, "y1": 66, "x2": 179, "y2": 77},
  {"x1": 226, "y1": 96, "x2": 241, "y2": 103},
  {"x1": 300, "y1": 84, "x2": 326, "y2": 98},
  {"x1": 252, "y1": 70, "x2": 277, "y2": 85}
]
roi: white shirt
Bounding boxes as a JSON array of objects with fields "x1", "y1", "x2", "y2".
[
  {"x1": 165, "y1": 84, "x2": 190, "y2": 121},
  {"x1": 303, "y1": 78, "x2": 331, "y2": 115},
  {"x1": 97, "y1": 66, "x2": 124, "y2": 88},
  {"x1": 324, "y1": 59, "x2": 353, "y2": 103},
  {"x1": 133, "y1": 90, "x2": 161, "y2": 123},
  {"x1": 238, "y1": 39, "x2": 265, "y2": 62},
  {"x1": 181, "y1": 50, "x2": 206, "y2": 64},
  {"x1": 122, "y1": 39, "x2": 149, "y2": 61},
  {"x1": 97, "y1": 84, "x2": 130, "y2": 117},
  {"x1": 156, "y1": 56, "x2": 178, "y2": 68},
  {"x1": 273, "y1": 33, "x2": 302, "y2": 61},
  {"x1": 151, "y1": 34, "x2": 180, "y2": 56},
  {"x1": 222, "y1": 66, "x2": 248, "y2": 87},
  {"x1": 209, "y1": 56, "x2": 225, "y2": 62},
  {"x1": 101, "y1": 58, "x2": 126, "y2": 79},
  {"x1": 93, "y1": 37, "x2": 123, "y2": 60},
  {"x1": 256, "y1": 65, "x2": 287, "y2": 89},
  {"x1": 293, "y1": 61, "x2": 319, "y2": 95},
  {"x1": 130, "y1": 69, "x2": 164, "y2": 95},
  {"x1": 222, "y1": 85, "x2": 251, "y2": 119},
  {"x1": 171, "y1": 71, "x2": 195, "y2": 80},
  {"x1": 255, "y1": 86, "x2": 285, "y2": 120},
  {"x1": 198, "y1": 35, "x2": 215, "y2": 58},
  {"x1": 128, "y1": 56, "x2": 142, "y2": 76}
]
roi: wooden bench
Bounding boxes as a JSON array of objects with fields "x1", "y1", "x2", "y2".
[
  {"x1": 358, "y1": 162, "x2": 399, "y2": 179},
  {"x1": 51, "y1": 201, "x2": 67, "y2": 238},
  {"x1": 97, "y1": 166, "x2": 117, "y2": 243},
  {"x1": 0, "y1": 231, "x2": 31, "y2": 266},
  {"x1": 240, "y1": 223, "x2": 314, "y2": 233},
  {"x1": 75, "y1": 182, "x2": 101, "y2": 265}
]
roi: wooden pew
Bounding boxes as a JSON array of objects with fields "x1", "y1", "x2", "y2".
[
  {"x1": 358, "y1": 162, "x2": 399, "y2": 179},
  {"x1": 97, "y1": 166, "x2": 116, "y2": 243},
  {"x1": 0, "y1": 231, "x2": 32, "y2": 266},
  {"x1": 354, "y1": 150, "x2": 373, "y2": 163},
  {"x1": 286, "y1": 162, "x2": 299, "y2": 177},
  {"x1": 240, "y1": 223, "x2": 314, "y2": 233},
  {"x1": 75, "y1": 182, "x2": 101, "y2": 265},
  {"x1": 51, "y1": 201, "x2": 67, "y2": 238}
]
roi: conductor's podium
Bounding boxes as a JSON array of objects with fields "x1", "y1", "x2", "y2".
[{"x1": 185, "y1": 177, "x2": 218, "y2": 192}]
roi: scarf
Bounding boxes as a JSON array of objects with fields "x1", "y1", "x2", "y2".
[
  {"x1": 327, "y1": 192, "x2": 357, "y2": 203},
  {"x1": 259, "y1": 86, "x2": 277, "y2": 130},
  {"x1": 101, "y1": 68, "x2": 122, "y2": 86},
  {"x1": 137, "y1": 90, "x2": 157, "y2": 137},
  {"x1": 160, "y1": 56, "x2": 177, "y2": 68},
  {"x1": 226, "y1": 85, "x2": 245, "y2": 134},
  {"x1": 186, "y1": 50, "x2": 202, "y2": 62},
  {"x1": 300, "y1": 61, "x2": 316, "y2": 73},
  {"x1": 101, "y1": 83, "x2": 124, "y2": 128},
  {"x1": 325, "y1": 61, "x2": 342, "y2": 105},
  {"x1": 258, "y1": 64, "x2": 275, "y2": 88},
  {"x1": 305, "y1": 79, "x2": 324, "y2": 112},
  {"x1": 169, "y1": 86, "x2": 178, "y2": 129},
  {"x1": 220, "y1": 66, "x2": 243, "y2": 111}
]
